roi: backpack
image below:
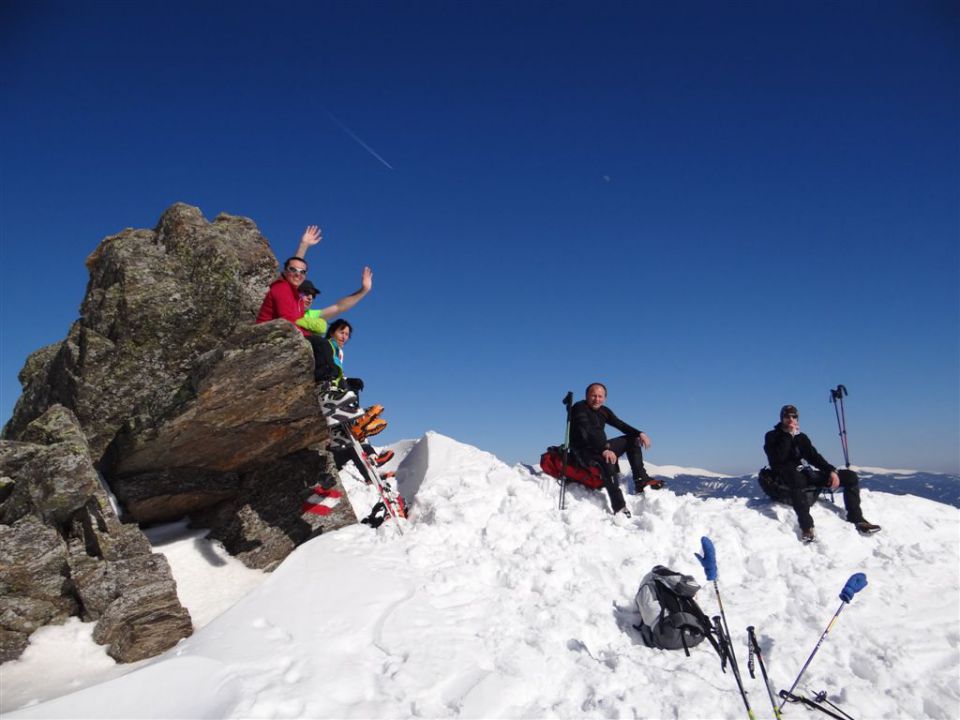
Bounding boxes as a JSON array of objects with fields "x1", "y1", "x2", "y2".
[
  {"x1": 540, "y1": 446, "x2": 604, "y2": 490},
  {"x1": 758, "y1": 466, "x2": 823, "y2": 506},
  {"x1": 634, "y1": 565, "x2": 720, "y2": 657}
]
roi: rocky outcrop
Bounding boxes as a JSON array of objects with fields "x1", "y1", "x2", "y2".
[
  {"x1": 3, "y1": 204, "x2": 278, "y2": 458},
  {"x1": 102, "y1": 321, "x2": 327, "y2": 499},
  {"x1": 0, "y1": 406, "x2": 192, "y2": 663},
  {"x1": 1, "y1": 204, "x2": 360, "y2": 663},
  {"x1": 198, "y1": 449, "x2": 351, "y2": 572}
]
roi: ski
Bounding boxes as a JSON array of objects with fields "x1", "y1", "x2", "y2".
[{"x1": 330, "y1": 422, "x2": 406, "y2": 533}]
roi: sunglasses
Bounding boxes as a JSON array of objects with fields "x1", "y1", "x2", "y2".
[
  {"x1": 285, "y1": 266, "x2": 307, "y2": 276},
  {"x1": 784, "y1": 413, "x2": 799, "y2": 420}
]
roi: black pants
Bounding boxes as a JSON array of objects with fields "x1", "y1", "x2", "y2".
[
  {"x1": 305, "y1": 334, "x2": 331, "y2": 382},
  {"x1": 586, "y1": 435, "x2": 651, "y2": 513},
  {"x1": 781, "y1": 467, "x2": 863, "y2": 530}
]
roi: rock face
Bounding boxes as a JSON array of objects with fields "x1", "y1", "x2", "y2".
[
  {"x1": 0, "y1": 406, "x2": 192, "y2": 663},
  {"x1": 1, "y1": 204, "x2": 359, "y2": 663},
  {"x1": 4, "y1": 204, "x2": 278, "y2": 457}
]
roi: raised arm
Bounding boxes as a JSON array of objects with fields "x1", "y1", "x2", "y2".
[
  {"x1": 295, "y1": 225, "x2": 322, "y2": 259},
  {"x1": 319, "y1": 266, "x2": 373, "y2": 320}
]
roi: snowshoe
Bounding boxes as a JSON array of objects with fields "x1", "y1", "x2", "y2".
[
  {"x1": 371, "y1": 449, "x2": 394, "y2": 467},
  {"x1": 352, "y1": 417, "x2": 387, "y2": 440}
]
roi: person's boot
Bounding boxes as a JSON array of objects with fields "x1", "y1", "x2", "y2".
[
  {"x1": 854, "y1": 519, "x2": 881, "y2": 535},
  {"x1": 801, "y1": 527, "x2": 816, "y2": 543},
  {"x1": 638, "y1": 476, "x2": 665, "y2": 490}
]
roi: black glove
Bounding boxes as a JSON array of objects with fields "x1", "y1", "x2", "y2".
[{"x1": 346, "y1": 377, "x2": 365, "y2": 393}]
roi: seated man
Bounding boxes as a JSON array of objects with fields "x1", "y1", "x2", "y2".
[
  {"x1": 570, "y1": 382, "x2": 662, "y2": 517},
  {"x1": 763, "y1": 404, "x2": 880, "y2": 542}
]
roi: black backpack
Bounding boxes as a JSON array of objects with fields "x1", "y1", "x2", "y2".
[
  {"x1": 634, "y1": 565, "x2": 721, "y2": 657},
  {"x1": 758, "y1": 466, "x2": 824, "y2": 505}
]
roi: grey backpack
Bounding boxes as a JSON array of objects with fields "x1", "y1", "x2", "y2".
[{"x1": 634, "y1": 565, "x2": 720, "y2": 656}]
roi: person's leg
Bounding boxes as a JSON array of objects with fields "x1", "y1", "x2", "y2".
[
  {"x1": 588, "y1": 451, "x2": 626, "y2": 514},
  {"x1": 601, "y1": 464, "x2": 626, "y2": 513},
  {"x1": 305, "y1": 334, "x2": 329, "y2": 382},
  {"x1": 781, "y1": 467, "x2": 815, "y2": 531},
  {"x1": 608, "y1": 435, "x2": 655, "y2": 492},
  {"x1": 836, "y1": 469, "x2": 864, "y2": 523}
]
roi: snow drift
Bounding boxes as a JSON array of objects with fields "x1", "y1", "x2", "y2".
[{"x1": 4, "y1": 432, "x2": 959, "y2": 719}]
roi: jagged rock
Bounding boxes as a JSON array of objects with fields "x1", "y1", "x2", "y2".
[
  {"x1": 2, "y1": 204, "x2": 356, "y2": 660},
  {"x1": 0, "y1": 516, "x2": 74, "y2": 662},
  {"x1": 3, "y1": 204, "x2": 279, "y2": 459},
  {"x1": 78, "y1": 551, "x2": 192, "y2": 663},
  {"x1": 101, "y1": 321, "x2": 329, "y2": 522},
  {"x1": 0, "y1": 407, "x2": 192, "y2": 663},
  {"x1": 201, "y1": 449, "x2": 356, "y2": 571},
  {"x1": 109, "y1": 468, "x2": 241, "y2": 525}
]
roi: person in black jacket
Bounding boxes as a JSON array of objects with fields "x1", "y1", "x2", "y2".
[
  {"x1": 570, "y1": 383, "x2": 663, "y2": 517},
  {"x1": 764, "y1": 404, "x2": 880, "y2": 542}
]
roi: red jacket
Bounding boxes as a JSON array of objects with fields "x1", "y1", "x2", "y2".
[{"x1": 256, "y1": 277, "x2": 309, "y2": 335}]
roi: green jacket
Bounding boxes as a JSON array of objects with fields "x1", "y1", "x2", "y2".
[{"x1": 295, "y1": 309, "x2": 328, "y2": 335}]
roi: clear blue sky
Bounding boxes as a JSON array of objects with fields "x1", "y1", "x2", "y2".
[{"x1": 2, "y1": 1, "x2": 958, "y2": 474}]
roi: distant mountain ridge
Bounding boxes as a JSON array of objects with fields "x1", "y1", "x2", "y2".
[{"x1": 656, "y1": 466, "x2": 960, "y2": 509}]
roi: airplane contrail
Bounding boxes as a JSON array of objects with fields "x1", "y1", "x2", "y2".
[{"x1": 324, "y1": 110, "x2": 394, "y2": 170}]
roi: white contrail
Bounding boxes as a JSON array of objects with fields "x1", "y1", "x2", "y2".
[{"x1": 325, "y1": 110, "x2": 394, "y2": 170}]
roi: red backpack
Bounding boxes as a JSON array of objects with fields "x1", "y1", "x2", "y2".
[{"x1": 540, "y1": 446, "x2": 604, "y2": 490}]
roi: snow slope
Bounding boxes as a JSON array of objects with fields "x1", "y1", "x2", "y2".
[{"x1": 4, "y1": 432, "x2": 959, "y2": 719}]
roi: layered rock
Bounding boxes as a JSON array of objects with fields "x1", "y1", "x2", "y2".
[
  {"x1": 4, "y1": 204, "x2": 278, "y2": 458},
  {"x1": 1, "y1": 204, "x2": 360, "y2": 662},
  {"x1": 0, "y1": 406, "x2": 192, "y2": 662}
]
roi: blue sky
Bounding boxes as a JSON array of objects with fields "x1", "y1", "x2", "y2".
[{"x1": 2, "y1": 1, "x2": 957, "y2": 474}]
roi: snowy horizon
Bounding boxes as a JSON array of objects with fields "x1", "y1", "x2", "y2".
[{"x1": 3, "y1": 431, "x2": 958, "y2": 719}]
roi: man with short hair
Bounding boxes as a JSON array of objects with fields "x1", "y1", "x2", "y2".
[
  {"x1": 569, "y1": 383, "x2": 663, "y2": 517},
  {"x1": 763, "y1": 404, "x2": 880, "y2": 542}
]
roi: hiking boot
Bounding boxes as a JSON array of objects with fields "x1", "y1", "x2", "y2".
[
  {"x1": 854, "y1": 520, "x2": 881, "y2": 535},
  {"x1": 617, "y1": 507, "x2": 632, "y2": 518},
  {"x1": 801, "y1": 527, "x2": 816, "y2": 543},
  {"x1": 371, "y1": 449, "x2": 394, "y2": 467},
  {"x1": 352, "y1": 417, "x2": 387, "y2": 440},
  {"x1": 639, "y1": 477, "x2": 665, "y2": 490}
]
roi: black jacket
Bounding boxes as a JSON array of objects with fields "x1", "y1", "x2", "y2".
[
  {"x1": 763, "y1": 424, "x2": 835, "y2": 476},
  {"x1": 570, "y1": 400, "x2": 641, "y2": 456}
]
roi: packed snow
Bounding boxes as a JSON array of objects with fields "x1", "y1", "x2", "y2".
[{"x1": 2, "y1": 432, "x2": 958, "y2": 719}]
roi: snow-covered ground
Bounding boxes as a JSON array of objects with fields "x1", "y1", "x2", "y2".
[{"x1": 2, "y1": 432, "x2": 958, "y2": 719}]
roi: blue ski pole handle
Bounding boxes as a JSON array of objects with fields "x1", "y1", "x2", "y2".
[
  {"x1": 839, "y1": 573, "x2": 867, "y2": 602},
  {"x1": 696, "y1": 536, "x2": 718, "y2": 582}
]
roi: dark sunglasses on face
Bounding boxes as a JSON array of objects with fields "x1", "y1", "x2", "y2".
[
  {"x1": 285, "y1": 266, "x2": 307, "y2": 276},
  {"x1": 784, "y1": 413, "x2": 799, "y2": 420}
]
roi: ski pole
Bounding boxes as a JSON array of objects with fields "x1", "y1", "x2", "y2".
[
  {"x1": 812, "y1": 691, "x2": 857, "y2": 720},
  {"x1": 829, "y1": 385, "x2": 850, "y2": 468},
  {"x1": 779, "y1": 690, "x2": 855, "y2": 720},
  {"x1": 696, "y1": 537, "x2": 755, "y2": 720},
  {"x1": 558, "y1": 391, "x2": 573, "y2": 511},
  {"x1": 778, "y1": 573, "x2": 867, "y2": 712},
  {"x1": 747, "y1": 625, "x2": 782, "y2": 720}
]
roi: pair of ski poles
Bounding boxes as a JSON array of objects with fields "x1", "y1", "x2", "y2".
[
  {"x1": 830, "y1": 384, "x2": 851, "y2": 468},
  {"x1": 696, "y1": 536, "x2": 867, "y2": 720}
]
